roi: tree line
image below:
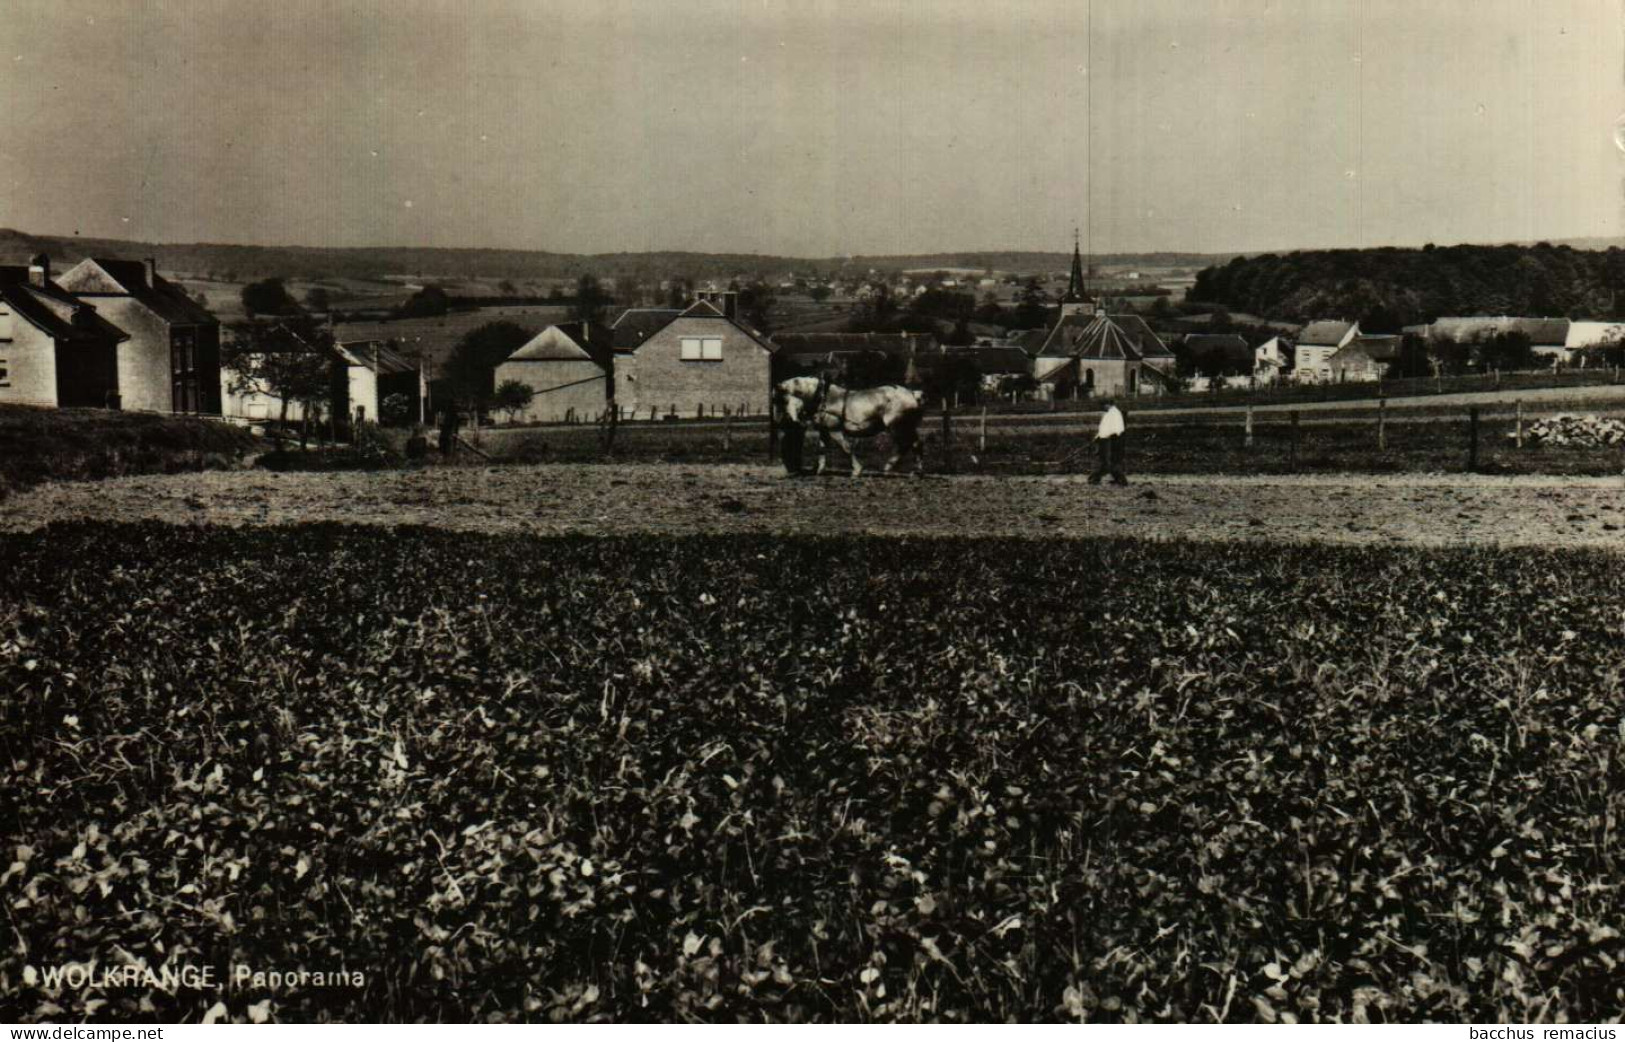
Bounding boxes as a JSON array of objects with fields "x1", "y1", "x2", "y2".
[{"x1": 1191, "y1": 243, "x2": 1625, "y2": 326}]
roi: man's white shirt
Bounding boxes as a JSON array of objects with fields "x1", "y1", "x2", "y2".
[{"x1": 1096, "y1": 406, "x2": 1125, "y2": 439}]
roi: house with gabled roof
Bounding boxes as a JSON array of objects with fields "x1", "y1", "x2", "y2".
[
  {"x1": 494, "y1": 322, "x2": 612, "y2": 423},
  {"x1": 1293, "y1": 320, "x2": 1359, "y2": 382},
  {"x1": 332, "y1": 340, "x2": 426, "y2": 427},
  {"x1": 617, "y1": 298, "x2": 778, "y2": 419},
  {"x1": 1327, "y1": 334, "x2": 1403, "y2": 382},
  {"x1": 57, "y1": 257, "x2": 221, "y2": 414},
  {"x1": 1254, "y1": 336, "x2": 1292, "y2": 383},
  {"x1": 0, "y1": 254, "x2": 130, "y2": 409}
]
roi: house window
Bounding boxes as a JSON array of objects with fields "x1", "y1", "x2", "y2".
[
  {"x1": 681, "y1": 337, "x2": 723, "y2": 361},
  {"x1": 0, "y1": 358, "x2": 9, "y2": 386}
]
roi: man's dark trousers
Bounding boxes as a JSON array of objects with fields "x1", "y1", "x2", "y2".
[{"x1": 1089, "y1": 435, "x2": 1126, "y2": 485}]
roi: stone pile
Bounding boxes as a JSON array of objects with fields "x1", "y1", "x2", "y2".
[{"x1": 1517, "y1": 413, "x2": 1625, "y2": 447}]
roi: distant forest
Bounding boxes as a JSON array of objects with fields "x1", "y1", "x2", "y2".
[
  {"x1": 0, "y1": 227, "x2": 1224, "y2": 283},
  {"x1": 1191, "y1": 244, "x2": 1625, "y2": 327}
]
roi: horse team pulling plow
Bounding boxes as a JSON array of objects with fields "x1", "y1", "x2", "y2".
[{"x1": 773, "y1": 376, "x2": 928, "y2": 477}]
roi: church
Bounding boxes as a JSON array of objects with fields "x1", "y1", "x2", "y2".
[{"x1": 1032, "y1": 238, "x2": 1177, "y2": 397}]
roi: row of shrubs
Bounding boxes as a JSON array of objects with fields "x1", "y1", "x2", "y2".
[{"x1": 0, "y1": 407, "x2": 259, "y2": 499}]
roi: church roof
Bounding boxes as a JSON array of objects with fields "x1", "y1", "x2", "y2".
[{"x1": 1038, "y1": 313, "x2": 1145, "y2": 361}]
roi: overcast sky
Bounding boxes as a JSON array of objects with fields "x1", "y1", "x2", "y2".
[{"x1": 1, "y1": 0, "x2": 1620, "y2": 257}]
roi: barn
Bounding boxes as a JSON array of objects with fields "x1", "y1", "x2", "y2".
[{"x1": 494, "y1": 323, "x2": 611, "y2": 423}]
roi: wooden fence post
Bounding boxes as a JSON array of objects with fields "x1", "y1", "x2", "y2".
[
  {"x1": 979, "y1": 406, "x2": 988, "y2": 453},
  {"x1": 941, "y1": 405, "x2": 954, "y2": 474},
  {"x1": 768, "y1": 405, "x2": 779, "y2": 462},
  {"x1": 1468, "y1": 405, "x2": 1480, "y2": 472},
  {"x1": 1244, "y1": 403, "x2": 1254, "y2": 450},
  {"x1": 1515, "y1": 399, "x2": 1523, "y2": 449},
  {"x1": 723, "y1": 411, "x2": 733, "y2": 452},
  {"x1": 1289, "y1": 409, "x2": 1300, "y2": 471},
  {"x1": 1377, "y1": 394, "x2": 1387, "y2": 452}
]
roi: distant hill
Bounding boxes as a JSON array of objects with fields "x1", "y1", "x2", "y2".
[{"x1": 0, "y1": 228, "x2": 1233, "y2": 284}]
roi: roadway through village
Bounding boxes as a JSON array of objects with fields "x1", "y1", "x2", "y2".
[{"x1": 4, "y1": 463, "x2": 1623, "y2": 550}]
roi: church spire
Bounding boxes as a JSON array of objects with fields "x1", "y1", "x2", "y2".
[{"x1": 1065, "y1": 227, "x2": 1089, "y2": 304}]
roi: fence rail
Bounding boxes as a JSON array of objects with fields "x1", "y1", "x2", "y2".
[
  {"x1": 950, "y1": 367, "x2": 1624, "y2": 418},
  {"x1": 450, "y1": 398, "x2": 1625, "y2": 479}
]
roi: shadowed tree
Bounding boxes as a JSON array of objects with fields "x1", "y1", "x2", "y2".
[
  {"x1": 572, "y1": 274, "x2": 611, "y2": 325},
  {"x1": 397, "y1": 284, "x2": 450, "y2": 318},
  {"x1": 241, "y1": 278, "x2": 302, "y2": 318},
  {"x1": 221, "y1": 317, "x2": 334, "y2": 438},
  {"x1": 493, "y1": 379, "x2": 535, "y2": 423},
  {"x1": 443, "y1": 321, "x2": 536, "y2": 412}
]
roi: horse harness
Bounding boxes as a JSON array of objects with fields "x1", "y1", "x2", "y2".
[{"x1": 808, "y1": 374, "x2": 851, "y2": 432}]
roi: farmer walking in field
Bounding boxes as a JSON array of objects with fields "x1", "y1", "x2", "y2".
[{"x1": 1089, "y1": 397, "x2": 1128, "y2": 485}]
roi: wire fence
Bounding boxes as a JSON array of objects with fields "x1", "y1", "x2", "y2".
[{"x1": 452, "y1": 399, "x2": 1625, "y2": 478}]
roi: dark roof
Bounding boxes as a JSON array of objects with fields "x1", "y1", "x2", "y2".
[
  {"x1": 610, "y1": 308, "x2": 682, "y2": 351},
  {"x1": 770, "y1": 332, "x2": 935, "y2": 360},
  {"x1": 334, "y1": 339, "x2": 419, "y2": 374},
  {"x1": 1108, "y1": 313, "x2": 1173, "y2": 358},
  {"x1": 1349, "y1": 334, "x2": 1402, "y2": 361},
  {"x1": 942, "y1": 345, "x2": 1032, "y2": 374},
  {"x1": 1297, "y1": 320, "x2": 1357, "y2": 346},
  {"x1": 1037, "y1": 314, "x2": 1145, "y2": 361},
  {"x1": 0, "y1": 267, "x2": 129, "y2": 343},
  {"x1": 62, "y1": 258, "x2": 217, "y2": 325},
  {"x1": 1010, "y1": 328, "x2": 1051, "y2": 357},
  {"x1": 333, "y1": 306, "x2": 572, "y2": 372}
]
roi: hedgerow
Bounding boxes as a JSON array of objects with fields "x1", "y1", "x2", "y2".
[{"x1": 2, "y1": 525, "x2": 1622, "y2": 1022}]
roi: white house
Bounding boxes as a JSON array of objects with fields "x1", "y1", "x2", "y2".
[
  {"x1": 1293, "y1": 320, "x2": 1359, "y2": 382},
  {"x1": 1254, "y1": 336, "x2": 1291, "y2": 384}
]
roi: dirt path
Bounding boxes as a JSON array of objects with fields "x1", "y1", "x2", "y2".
[{"x1": 4, "y1": 464, "x2": 1624, "y2": 549}]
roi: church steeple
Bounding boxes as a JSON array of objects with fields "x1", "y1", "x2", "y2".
[
  {"x1": 1065, "y1": 228, "x2": 1088, "y2": 303},
  {"x1": 1060, "y1": 228, "x2": 1093, "y2": 318}
]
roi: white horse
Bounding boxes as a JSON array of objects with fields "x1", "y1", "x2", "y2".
[{"x1": 774, "y1": 376, "x2": 926, "y2": 477}]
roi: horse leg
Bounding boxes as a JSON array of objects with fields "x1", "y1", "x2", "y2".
[
  {"x1": 887, "y1": 416, "x2": 925, "y2": 475},
  {"x1": 884, "y1": 423, "x2": 910, "y2": 474},
  {"x1": 829, "y1": 430, "x2": 862, "y2": 477},
  {"x1": 816, "y1": 429, "x2": 831, "y2": 475}
]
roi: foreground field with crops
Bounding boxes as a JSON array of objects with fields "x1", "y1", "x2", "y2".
[{"x1": 4, "y1": 525, "x2": 1625, "y2": 1022}]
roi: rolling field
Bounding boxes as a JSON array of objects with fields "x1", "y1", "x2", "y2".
[
  {"x1": 4, "y1": 524, "x2": 1624, "y2": 1022},
  {"x1": 7, "y1": 464, "x2": 1625, "y2": 548}
]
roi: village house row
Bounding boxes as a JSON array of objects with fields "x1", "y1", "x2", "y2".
[{"x1": 4, "y1": 247, "x2": 1620, "y2": 426}]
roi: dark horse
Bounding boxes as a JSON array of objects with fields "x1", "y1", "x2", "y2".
[{"x1": 774, "y1": 376, "x2": 926, "y2": 477}]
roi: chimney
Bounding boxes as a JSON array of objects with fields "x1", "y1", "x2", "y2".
[
  {"x1": 145, "y1": 257, "x2": 157, "y2": 287},
  {"x1": 27, "y1": 253, "x2": 48, "y2": 287},
  {"x1": 721, "y1": 290, "x2": 738, "y2": 320}
]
